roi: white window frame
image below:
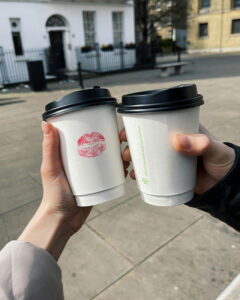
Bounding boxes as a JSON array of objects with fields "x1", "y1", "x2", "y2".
[
  {"x1": 83, "y1": 11, "x2": 96, "y2": 47},
  {"x1": 9, "y1": 18, "x2": 24, "y2": 56},
  {"x1": 112, "y1": 12, "x2": 124, "y2": 47}
]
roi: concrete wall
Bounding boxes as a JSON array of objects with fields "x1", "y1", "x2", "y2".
[{"x1": 187, "y1": 0, "x2": 240, "y2": 53}]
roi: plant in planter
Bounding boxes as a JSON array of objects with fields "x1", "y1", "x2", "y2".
[
  {"x1": 81, "y1": 46, "x2": 92, "y2": 53},
  {"x1": 160, "y1": 39, "x2": 173, "y2": 54},
  {"x1": 101, "y1": 44, "x2": 114, "y2": 51},
  {"x1": 125, "y1": 43, "x2": 135, "y2": 49}
]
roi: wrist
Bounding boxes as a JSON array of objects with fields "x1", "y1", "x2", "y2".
[{"x1": 18, "y1": 203, "x2": 74, "y2": 261}]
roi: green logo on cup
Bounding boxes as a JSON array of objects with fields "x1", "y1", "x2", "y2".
[
  {"x1": 142, "y1": 178, "x2": 149, "y2": 185},
  {"x1": 138, "y1": 125, "x2": 149, "y2": 184}
]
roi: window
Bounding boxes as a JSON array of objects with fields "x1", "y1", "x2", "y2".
[
  {"x1": 83, "y1": 11, "x2": 96, "y2": 47},
  {"x1": 10, "y1": 18, "x2": 23, "y2": 56},
  {"x1": 233, "y1": 0, "x2": 240, "y2": 8},
  {"x1": 167, "y1": 15, "x2": 172, "y2": 26},
  {"x1": 199, "y1": 23, "x2": 208, "y2": 37},
  {"x1": 200, "y1": 0, "x2": 210, "y2": 9},
  {"x1": 46, "y1": 15, "x2": 66, "y2": 27},
  {"x1": 232, "y1": 19, "x2": 240, "y2": 33},
  {"x1": 12, "y1": 32, "x2": 23, "y2": 55},
  {"x1": 112, "y1": 12, "x2": 123, "y2": 47}
]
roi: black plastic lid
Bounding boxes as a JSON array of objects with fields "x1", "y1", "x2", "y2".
[
  {"x1": 42, "y1": 86, "x2": 117, "y2": 120},
  {"x1": 118, "y1": 84, "x2": 204, "y2": 114}
]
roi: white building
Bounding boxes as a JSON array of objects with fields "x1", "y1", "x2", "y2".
[{"x1": 0, "y1": 0, "x2": 135, "y2": 84}]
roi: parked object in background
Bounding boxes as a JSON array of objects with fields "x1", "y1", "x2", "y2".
[
  {"x1": 155, "y1": 61, "x2": 189, "y2": 77},
  {"x1": 27, "y1": 60, "x2": 47, "y2": 91},
  {"x1": 135, "y1": 41, "x2": 156, "y2": 67}
]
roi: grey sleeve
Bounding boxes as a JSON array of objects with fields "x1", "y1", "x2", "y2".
[
  {"x1": 0, "y1": 240, "x2": 64, "y2": 300},
  {"x1": 216, "y1": 274, "x2": 240, "y2": 300}
]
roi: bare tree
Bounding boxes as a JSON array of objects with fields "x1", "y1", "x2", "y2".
[
  {"x1": 159, "y1": 0, "x2": 188, "y2": 30},
  {"x1": 134, "y1": 0, "x2": 188, "y2": 43},
  {"x1": 134, "y1": 0, "x2": 160, "y2": 43}
]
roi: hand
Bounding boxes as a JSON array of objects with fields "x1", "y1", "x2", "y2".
[
  {"x1": 18, "y1": 122, "x2": 91, "y2": 260},
  {"x1": 40, "y1": 121, "x2": 92, "y2": 232},
  {"x1": 120, "y1": 125, "x2": 235, "y2": 195}
]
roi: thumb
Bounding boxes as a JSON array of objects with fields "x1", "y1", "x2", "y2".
[
  {"x1": 41, "y1": 121, "x2": 62, "y2": 181},
  {"x1": 172, "y1": 133, "x2": 235, "y2": 165}
]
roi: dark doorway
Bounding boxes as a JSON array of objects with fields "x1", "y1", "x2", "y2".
[{"x1": 49, "y1": 31, "x2": 66, "y2": 72}]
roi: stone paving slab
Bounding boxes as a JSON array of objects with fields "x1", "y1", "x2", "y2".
[
  {"x1": 94, "y1": 216, "x2": 240, "y2": 300},
  {"x1": 0, "y1": 198, "x2": 101, "y2": 238},
  {"x1": 200, "y1": 105, "x2": 240, "y2": 131},
  {"x1": 211, "y1": 117, "x2": 240, "y2": 145},
  {"x1": 58, "y1": 225, "x2": 133, "y2": 300},
  {"x1": 88, "y1": 195, "x2": 203, "y2": 264},
  {"x1": 1, "y1": 199, "x2": 41, "y2": 240},
  {"x1": 0, "y1": 217, "x2": 9, "y2": 249},
  {"x1": 0, "y1": 158, "x2": 41, "y2": 190},
  {"x1": 87, "y1": 207, "x2": 102, "y2": 221},
  {"x1": 0, "y1": 175, "x2": 42, "y2": 214},
  {"x1": 96, "y1": 178, "x2": 139, "y2": 213}
]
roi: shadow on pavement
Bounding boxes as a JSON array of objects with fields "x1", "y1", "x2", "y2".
[
  {"x1": 0, "y1": 97, "x2": 21, "y2": 101},
  {"x1": 0, "y1": 99, "x2": 25, "y2": 106}
]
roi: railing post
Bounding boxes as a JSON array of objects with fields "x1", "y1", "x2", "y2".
[
  {"x1": 77, "y1": 62, "x2": 84, "y2": 89},
  {"x1": 0, "y1": 47, "x2": 10, "y2": 85},
  {"x1": 177, "y1": 47, "x2": 181, "y2": 62},
  {"x1": 120, "y1": 42, "x2": 125, "y2": 69},
  {"x1": 95, "y1": 43, "x2": 101, "y2": 72}
]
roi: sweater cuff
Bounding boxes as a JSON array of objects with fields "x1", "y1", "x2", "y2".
[
  {"x1": 186, "y1": 143, "x2": 240, "y2": 231},
  {"x1": 0, "y1": 240, "x2": 63, "y2": 300}
]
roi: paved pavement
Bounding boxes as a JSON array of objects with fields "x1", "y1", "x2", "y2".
[{"x1": 1, "y1": 53, "x2": 240, "y2": 299}]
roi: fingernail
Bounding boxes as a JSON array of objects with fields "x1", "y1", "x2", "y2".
[
  {"x1": 177, "y1": 134, "x2": 192, "y2": 150},
  {"x1": 42, "y1": 121, "x2": 50, "y2": 136}
]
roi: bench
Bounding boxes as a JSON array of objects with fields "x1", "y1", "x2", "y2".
[{"x1": 155, "y1": 62, "x2": 189, "y2": 77}]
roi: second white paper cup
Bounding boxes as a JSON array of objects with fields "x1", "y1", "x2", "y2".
[
  {"x1": 122, "y1": 107, "x2": 199, "y2": 206},
  {"x1": 118, "y1": 84, "x2": 204, "y2": 206}
]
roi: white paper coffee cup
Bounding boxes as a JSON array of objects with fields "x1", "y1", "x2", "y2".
[
  {"x1": 118, "y1": 84, "x2": 204, "y2": 207},
  {"x1": 43, "y1": 88, "x2": 125, "y2": 207}
]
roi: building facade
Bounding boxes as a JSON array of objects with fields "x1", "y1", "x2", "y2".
[
  {"x1": 188, "y1": 0, "x2": 240, "y2": 53},
  {"x1": 0, "y1": 0, "x2": 135, "y2": 84}
]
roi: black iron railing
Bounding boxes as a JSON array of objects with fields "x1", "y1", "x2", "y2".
[
  {"x1": 0, "y1": 43, "x2": 137, "y2": 85},
  {"x1": 0, "y1": 47, "x2": 49, "y2": 85},
  {"x1": 75, "y1": 42, "x2": 136, "y2": 73}
]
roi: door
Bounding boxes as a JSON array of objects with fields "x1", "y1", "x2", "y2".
[{"x1": 49, "y1": 31, "x2": 66, "y2": 70}]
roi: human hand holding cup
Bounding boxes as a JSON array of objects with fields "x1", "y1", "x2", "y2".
[
  {"x1": 42, "y1": 87, "x2": 125, "y2": 207},
  {"x1": 18, "y1": 122, "x2": 92, "y2": 261},
  {"x1": 118, "y1": 84, "x2": 235, "y2": 206},
  {"x1": 120, "y1": 125, "x2": 235, "y2": 197}
]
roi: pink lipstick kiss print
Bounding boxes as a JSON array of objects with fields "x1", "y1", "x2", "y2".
[{"x1": 78, "y1": 132, "x2": 106, "y2": 158}]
